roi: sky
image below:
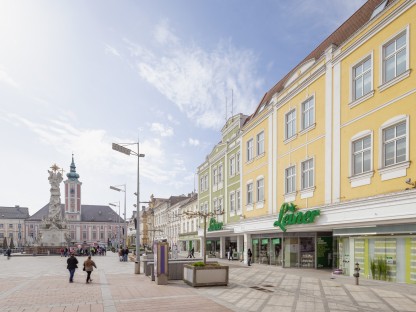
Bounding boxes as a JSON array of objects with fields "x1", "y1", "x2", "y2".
[{"x1": 0, "y1": 0, "x2": 366, "y2": 218}]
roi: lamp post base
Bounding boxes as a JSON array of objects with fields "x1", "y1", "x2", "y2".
[{"x1": 135, "y1": 262, "x2": 140, "y2": 274}]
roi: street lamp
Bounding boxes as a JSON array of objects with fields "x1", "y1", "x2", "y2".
[
  {"x1": 109, "y1": 202, "x2": 121, "y2": 248},
  {"x1": 110, "y1": 184, "x2": 127, "y2": 247},
  {"x1": 112, "y1": 142, "x2": 145, "y2": 274}
]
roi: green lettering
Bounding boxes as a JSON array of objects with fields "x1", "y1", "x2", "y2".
[
  {"x1": 302, "y1": 211, "x2": 312, "y2": 223},
  {"x1": 309, "y1": 210, "x2": 320, "y2": 223},
  {"x1": 295, "y1": 212, "x2": 304, "y2": 224}
]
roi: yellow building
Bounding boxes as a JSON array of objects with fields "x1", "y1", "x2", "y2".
[{"x1": 218, "y1": 0, "x2": 416, "y2": 283}]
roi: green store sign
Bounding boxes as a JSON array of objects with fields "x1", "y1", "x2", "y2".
[
  {"x1": 208, "y1": 218, "x2": 223, "y2": 231},
  {"x1": 273, "y1": 203, "x2": 320, "y2": 232}
]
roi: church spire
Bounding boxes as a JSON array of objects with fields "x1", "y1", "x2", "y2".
[{"x1": 66, "y1": 154, "x2": 80, "y2": 181}]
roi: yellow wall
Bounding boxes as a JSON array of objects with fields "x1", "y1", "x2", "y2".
[
  {"x1": 339, "y1": 2, "x2": 416, "y2": 200},
  {"x1": 276, "y1": 74, "x2": 327, "y2": 209},
  {"x1": 242, "y1": 111, "x2": 270, "y2": 218}
]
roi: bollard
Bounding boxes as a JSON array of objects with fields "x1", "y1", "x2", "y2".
[{"x1": 353, "y1": 262, "x2": 360, "y2": 285}]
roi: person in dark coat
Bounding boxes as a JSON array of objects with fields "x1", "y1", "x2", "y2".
[
  {"x1": 67, "y1": 253, "x2": 79, "y2": 283},
  {"x1": 247, "y1": 249, "x2": 253, "y2": 266},
  {"x1": 83, "y1": 256, "x2": 97, "y2": 284}
]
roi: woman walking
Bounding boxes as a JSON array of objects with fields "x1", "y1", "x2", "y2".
[{"x1": 83, "y1": 255, "x2": 97, "y2": 284}]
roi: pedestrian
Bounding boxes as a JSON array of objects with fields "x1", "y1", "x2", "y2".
[
  {"x1": 67, "y1": 253, "x2": 78, "y2": 283},
  {"x1": 83, "y1": 255, "x2": 97, "y2": 284},
  {"x1": 228, "y1": 246, "x2": 233, "y2": 261},
  {"x1": 186, "y1": 249, "x2": 191, "y2": 258},
  {"x1": 191, "y1": 247, "x2": 195, "y2": 258},
  {"x1": 247, "y1": 248, "x2": 252, "y2": 266},
  {"x1": 124, "y1": 247, "x2": 129, "y2": 262},
  {"x1": 118, "y1": 248, "x2": 123, "y2": 262},
  {"x1": 6, "y1": 248, "x2": 11, "y2": 260}
]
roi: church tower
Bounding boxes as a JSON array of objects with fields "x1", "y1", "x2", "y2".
[{"x1": 64, "y1": 154, "x2": 82, "y2": 221}]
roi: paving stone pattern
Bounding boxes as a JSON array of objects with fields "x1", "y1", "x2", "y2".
[{"x1": 0, "y1": 253, "x2": 415, "y2": 312}]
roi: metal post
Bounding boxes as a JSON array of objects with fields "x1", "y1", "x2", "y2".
[
  {"x1": 135, "y1": 142, "x2": 141, "y2": 274},
  {"x1": 123, "y1": 185, "x2": 127, "y2": 247}
]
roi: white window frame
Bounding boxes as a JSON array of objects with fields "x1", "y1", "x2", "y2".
[
  {"x1": 381, "y1": 118, "x2": 407, "y2": 168},
  {"x1": 351, "y1": 134, "x2": 372, "y2": 176},
  {"x1": 352, "y1": 54, "x2": 373, "y2": 101},
  {"x1": 256, "y1": 178, "x2": 264, "y2": 202},
  {"x1": 246, "y1": 182, "x2": 253, "y2": 205},
  {"x1": 257, "y1": 131, "x2": 264, "y2": 156},
  {"x1": 236, "y1": 152, "x2": 240, "y2": 173},
  {"x1": 218, "y1": 164, "x2": 223, "y2": 183},
  {"x1": 301, "y1": 96, "x2": 315, "y2": 131},
  {"x1": 213, "y1": 167, "x2": 217, "y2": 186},
  {"x1": 379, "y1": 26, "x2": 410, "y2": 91},
  {"x1": 285, "y1": 165, "x2": 296, "y2": 194},
  {"x1": 247, "y1": 139, "x2": 254, "y2": 162},
  {"x1": 378, "y1": 115, "x2": 409, "y2": 181},
  {"x1": 230, "y1": 192, "x2": 235, "y2": 214},
  {"x1": 285, "y1": 109, "x2": 296, "y2": 140},
  {"x1": 301, "y1": 158, "x2": 314, "y2": 190},
  {"x1": 236, "y1": 190, "x2": 241, "y2": 213},
  {"x1": 229, "y1": 156, "x2": 235, "y2": 177}
]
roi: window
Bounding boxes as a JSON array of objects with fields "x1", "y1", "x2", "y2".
[
  {"x1": 218, "y1": 197, "x2": 223, "y2": 212},
  {"x1": 285, "y1": 109, "x2": 296, "y2": 139},
  {"x1": 247, "y1": 183, "x2": 253, "y2": 204},
  {"x1": 383, "y1": 121, "x2": 406, "y2": 167},
  {"x1": 257, "y1": 178, "x2": 264, "y2": 202},
  {"x1": 302, "y1": 97, "x2": 315, "y2": 130},
  {"x1": 229, "y1": 157, "x2": 235, "y2": 176},
  {"x1": 236, "y1": 152, "x2": 240, "y2": 173},
  {"x1": 230, "y1": 193, "x2": 235, "y2": 213},
  {"x1": 213, "y1": 168, "x2": 217, "y2": 185},
  {"x1": 383, "y1": 31, "x2": 407, "y2": 83},
  {"x1": 200, "y1": 177, "x2": 204, "y2": 191},
  {"x1": 204, "y1": 175, "x2": 208, "y2": 190},
  {"x1": 218, "y1": 164, "x2": 223, "y2": 182},
  {"x1": 82, "y1": 232, "x2": 87, "y2": 240},
  {"x1": 285, "y1": 166, "x2": 296, "y2": 194},
  {"x1": 9, "y1": 224, "x2": 13, "y2": 229},
  {"x1": 0, "y1": 233, "x2": 3, "y2": 238},
  {"x1": 92, "y1": 232, "x2": 97, "y2": 240},
  {"x1": 236, "y1": 190, "x2": 241, "y2": 212},
  {"x1": 301, "y1": 159, "x2": 314, "y2": 189},
  {"x1": 247, "y1": 139, "x2": 253, "y2": 161},
  {"x1": 257, "y1": 131, "x2": 264, "y2": 155},
  {"x1": 213, "y1": 199, "x2": 218, "y2": 212},
  {"x1": 100, "y1": 232, "x2": 104, "y2": 240},
  {"x1": 353, "y1": 57, "x2": 372, "y2": 100},
  {"x1": 0, "y1": 224, "x2": 3, "y2": 229},
  {"x1": 352, "y1": 135, "x2": 371, "y2": 175},
  {"x1": 9, "y1": 233, "x2": 13, "y2": 238}
]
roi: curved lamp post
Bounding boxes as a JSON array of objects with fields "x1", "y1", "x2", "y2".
[{"x1": 112, "y1": 142, "x2": 144, "y2": 274}]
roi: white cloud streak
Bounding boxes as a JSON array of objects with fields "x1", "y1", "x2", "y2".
[
  {"x1": 127, "y1": 21, "x2": 263, "y2": 130},
  {"x1": 150, "y1": 122, "x2": 174, "y2": 137},
  {"x1": 0, "y1": 65, "x2": 19, "y2": 88},
  {"x1": 188, "y1": 138, "x2": 200, "y2": 146},
  {"x1": 105, "y1": 44, "x2": 121, "y2": 58}
]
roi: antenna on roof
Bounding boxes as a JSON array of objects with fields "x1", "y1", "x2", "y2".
[
  {"x1": 225, "y1": 95, "x2": 228, "y2": 123},
  {"x1": 231, "y1": 89, "x2": 234, "y2": 119}
]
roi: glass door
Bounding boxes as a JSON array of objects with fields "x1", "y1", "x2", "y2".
[
  {"x1": 259, "y1": 238, "x2": 270, "y2": 264},
  {"x1": 270, "y1": 238, "x2": 282, "y2": 265},
  {"x1": 283, "y1": 237, "x2": 299, "y2": 267},
  {"x1": 252, "y1": 239, "x2": 259, "y2": 263},
  {"x1": 300, "y1": 237, "x2": 315, "y2": 268}
]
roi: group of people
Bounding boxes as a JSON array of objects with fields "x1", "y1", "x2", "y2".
[
  {"x1": 60, "y1": 246, "x2": 107, "y2": 257},
  {"x1": 118, "y1": 247, "x2": 129, "y2": 262},
  {"x1": 66, "y1": 254, "x2": 97, "y2": 284}
]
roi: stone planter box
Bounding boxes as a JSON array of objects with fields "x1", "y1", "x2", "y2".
[{"x1": 183, "y1": 264, "x2": 229, "y2": 287}]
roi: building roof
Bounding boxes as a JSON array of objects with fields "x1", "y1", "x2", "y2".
[
  {"x1": 0, "y1": 206, "x2": 30, "y2": 219},
  {"x1": 27, "y1": 204, "x2": 122, "y2": 223},
  {"x1": 246, "y1": 0, "x2": 390, "y2": 125}
]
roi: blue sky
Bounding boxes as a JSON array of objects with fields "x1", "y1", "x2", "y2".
[{"x1": 0, "y1": 0, "x2": 366, "y2": 217}]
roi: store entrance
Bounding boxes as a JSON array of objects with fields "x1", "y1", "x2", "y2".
[{"x1": 251, "y1": 237, "x2": 282, "y2": 266}]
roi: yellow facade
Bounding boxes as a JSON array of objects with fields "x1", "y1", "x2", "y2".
[
  {"x1": 339, "y1": 0, "x2": 416, "y2": 200},
  {"x1": 241, "y1": 109, "x2": 271, "y2": 218},
  {"x1": 276, "y1": 71, "x2": 327, "y2": 209}
]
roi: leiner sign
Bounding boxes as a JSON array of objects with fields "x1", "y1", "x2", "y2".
[{"x1": 273, "y1": 203, "x2": 320, "y2": 232}]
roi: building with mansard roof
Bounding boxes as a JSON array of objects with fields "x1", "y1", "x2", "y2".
[{"x1": 0, "y1": 206, "x2": 29, "y2": 248}]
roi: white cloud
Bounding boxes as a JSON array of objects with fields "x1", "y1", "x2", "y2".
[
  {"x1": 167, "y1": 114, "x2": 180, "y2": 125},
  {"x1": 105, "y1": 44, "x2": 121, "y2": 58},
  {"x1": 127, "y1": 29, "x2": 263, "y2": 130},
  {"x1": 188, "y1": 138, "x2": 200, "y2": 146},
  {"x1": 154, "y1": 19, "x2": 179, "y2": 46},
  {"x1": 0, "y1": 65, "x2": 19, "y2": 88},
  {"x1": 150, "y1": 122, "x2": 174, "y2": 137}
]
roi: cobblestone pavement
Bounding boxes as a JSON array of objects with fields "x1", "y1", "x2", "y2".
[{"x1": 0, "y1": 252, "x2": 415, "y2": 312}]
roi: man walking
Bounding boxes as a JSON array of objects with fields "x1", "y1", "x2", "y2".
[{"x1": 67, "y1": 253, "x2": 79, "y2": 283}]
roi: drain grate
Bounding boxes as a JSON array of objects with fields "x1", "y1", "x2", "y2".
[{"x1": 250, "y1": 286, "x2": 274, "y2": 293}]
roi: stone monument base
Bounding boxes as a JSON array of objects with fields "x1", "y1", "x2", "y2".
[{"x1": 39, "y1": 228, "x2": 68, "y2": 246}]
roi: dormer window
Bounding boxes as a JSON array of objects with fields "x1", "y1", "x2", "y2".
[{"x1": 370, "y1": 0, "x2": 387, "y2": 20}]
